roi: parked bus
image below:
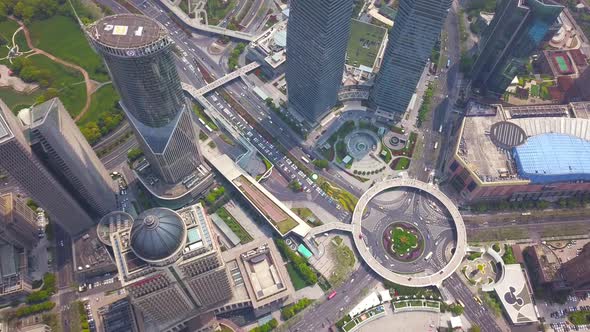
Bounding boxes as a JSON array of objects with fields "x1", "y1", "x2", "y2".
[
  {"x1": 301, "y1": 156, "x2": 310, "y2": 164},
  {"x1": 328, "y1": 291, "x2": 337, "y2": 300},
  {"x1": 424, "y1": 252, "x2": 433, "y2": 261}
]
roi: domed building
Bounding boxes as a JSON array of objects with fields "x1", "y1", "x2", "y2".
[
  {"x1": 130, "y1": 208, "x2": 187, "y2": 264},
  {"x1": 108, "y1": 203, "x2": 232, "y2": 332}
]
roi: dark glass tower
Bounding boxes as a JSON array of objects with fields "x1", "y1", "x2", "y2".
[
  {"x1": 470, "y1": 0, "x2": 563, "y2": 96},
  {"x1": 87, "y1": 14, "x2": 202, "y2": 184},
  {"x1": 370, "y1": 0, "x2": 452, "y2": 119},
  {"x1": 285, "y1": 0, "x2": 354, "y2": 124}
]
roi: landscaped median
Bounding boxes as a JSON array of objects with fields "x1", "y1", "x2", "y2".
[{"x1": 337, "y1": 305, "x2": 386, "y2": 332}]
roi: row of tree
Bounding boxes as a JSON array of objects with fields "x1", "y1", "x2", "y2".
[
  {"x1": 275, "y1": 239, "x2": 318, "y2": 285},
  {"x1": 280, "y1": 298, "x2": 313, "y2": 320}
]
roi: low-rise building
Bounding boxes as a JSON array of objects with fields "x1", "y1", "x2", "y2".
[
  {"x1": 246, "y1": 21, "x2": 287, "y2": 79},
  {"x1": 447, "y1": 101, "x2": 590, "y2": 203},
  {"x1": 217, "y1": 239, "x2": 294, "y2": 317}
]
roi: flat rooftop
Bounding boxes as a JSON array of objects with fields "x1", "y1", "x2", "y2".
[
  {"x1": 135, "y1": 163, "x2": 212, "y2": 198},
  {"x1": 73, "y1": 231, "x2": 116, "y2": 274},
  {"x1": 222, "y1": 239, "x2": 293, "y2": 308},
  {"x1": 494, "y1": 264, "x2": 537, "y2": 325},
  {"x1": 455, "y1": 101, "x2": 590, "y2": 184},
  {"x1": 88, "y1": 14, "x2": 166, "y2": 49}
]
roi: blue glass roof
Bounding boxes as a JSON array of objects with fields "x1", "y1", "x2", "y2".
[{"x1": 513, "y1": 134, "x2": 590, "y2": 184}]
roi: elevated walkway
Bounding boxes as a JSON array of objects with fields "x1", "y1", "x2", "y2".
[
  {"x1": 193, "y1": 62, "x2": 260, "y2": 95},
  {"x1": 306, "y1": 222, "x2": 353, "y2": 237},
  {"x1": 157, "y1": 0, "x2": 256, "y2": 41}
]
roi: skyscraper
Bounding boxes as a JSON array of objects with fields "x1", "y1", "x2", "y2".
[
  {"x1": 0, "y1": 193, "x2": 39, "y2": 250},
  {"x1": 108, "y1": 203, "x2": 232, "y2": 331},
  {"x1": 470, "y1": 0, "x2": 563, "y2": 96},
  {"x1": 0, "y1": 99, "x2": 94, "y2": 235},
  {"x1": 19, "y1": 98, "x2": 116, "y2": 218},
  {"x1": 86, "y1": 14, "x2": 202, "y2": 184},
  {"x1": 370, "y1": 0, "x2": 452, "y2": 119},
  {"x1": 286, "y1": 0, "x2": 354, "y2": 124}
]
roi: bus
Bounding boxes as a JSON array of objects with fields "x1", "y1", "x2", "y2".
[
  {"x1": 439, "y1": 125, "x2": 443, "y2": 133},
  {"x1": 446, "y1": 59, "x2": 451, "y2": 68},
  {"x1": 433, "y1": 142, "x2": 439, "y2": 150},
  {"x1": 301, "y1": 156, "x2": 310, "y2": 164},
  {"x1": 457, "y1": 299, "x2": 465, "y2": 307},
  {"x1": 424, "y1": 252, "x2": 433, "y2": 261},
  {"x1": 328, "y1": 291, "x2": 337, "y2": 300},
  {"x1": 205, "y1": 125, "x2": 213, "y2": 133}
]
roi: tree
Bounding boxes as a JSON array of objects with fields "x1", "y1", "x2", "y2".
[
  {"x1": 127, "y1": 148, "x2": 144, "y2": 162},
  {"x1": 80, "y1": 122, "x2": 102, "y2": 145},
  {"x1": 312, "y1": 159, "x2": 329, "y2": 169},
  {"x1": 450, "y1": 303, "x2": 464, "y2": 315},
  {"x1": 469, "y1": 326, "x2": 482, "y2": 332},
  {"x1": 288, "y1": 180, "x2": 302, "y2": 192}
]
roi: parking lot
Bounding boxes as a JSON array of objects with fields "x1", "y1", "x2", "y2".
[{"x1": 539, "y1": 293, "x2": 590, "y2": 332}]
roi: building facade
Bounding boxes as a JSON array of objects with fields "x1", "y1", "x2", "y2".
[
  {"x1": 109, "y1": 204, "x2": 232, "y2": 332},
  {"x1": 285, "y1": 0, "x2": 353, "y2": 124},
  {"x1": 470, "y1": 0, "x2": 563, "y2": 96},
  {"x1": 86, "y1": 14, "x2": 203, "y2": 184},
  {"x1": 19, "y1": 98, "x2": 116, "y2": 218},
  {"x1": 0, "y1": 193, "x2": 38, "y2": 250},
  {"x1": 370, "y1": 0, "x2": 451, "y2": 119},
  {"x1": 0, "y1": 100, "x2": 94, "y2": 235}
]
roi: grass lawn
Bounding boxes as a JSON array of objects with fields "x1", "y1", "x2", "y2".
[
  {"x1": 216, "y1": 207, "x2": 253, "y2": 243},
  {"x1": 0, "y1": 87, "x2": 43, "y2": 112},
  {"x1": 346, "y1": 19, "x2": 386, "y2": 68},
  {"x1": 0, "y1": 20, "x2": 29, "y2": 58},
  {"x1": 390, "y1": 227, "x2": 418, "y2": 254},
  {"x1": 207, "y1": 0, "x2": 237, "y2": 25},
  {"x1": 28, "y1": 16, "x2": 109, "y2": 82},
  {"x1": 27, "y1": 54, "x2": 87, "y2": 117},
  {"x1": 291, "y1": 207, "x2": 322, "y2": 227},
  {"x1": 78, "y1": 83, "x2": 119, "y2": 125},
  {"x1": 286, "y1": 262, "x2": 308, "y2": 290},
  {"x1": 393, "y1": 157, "x2": 411, "y2": 170}
]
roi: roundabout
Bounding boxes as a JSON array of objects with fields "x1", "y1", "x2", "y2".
[{"x1": 351, "y1": 178, "x2": 467, "y2": 287}]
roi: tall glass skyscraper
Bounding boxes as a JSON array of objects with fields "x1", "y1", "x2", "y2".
[
  {"x1": 370, "y1": 0, "x2": 451, "y2": 119},
  {"x1": 87, "y1": 14, "x2": 202, "y2": 184},
  {"x1": 471, "y1": 0, "x2": 563, "y2": 96},
  {"x1": 286, "y1": 0, "x2": 353, "y2": 124}
]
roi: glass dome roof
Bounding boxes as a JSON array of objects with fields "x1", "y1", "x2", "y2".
[{"x1": 130, "y1": 208, "x2": 186, "y2": 262}]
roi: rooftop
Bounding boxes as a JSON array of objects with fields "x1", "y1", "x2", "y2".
[
  {"x1": 111, "y1": 203, "x2": 216, "y2": 284},
  {"x1": 493, "y1": 264, "x2": 537, "y2": 325},
  {"x1": 97, "y1": 211, "x2": 133, "y2": 246},
  {"x1": 455, "y1": 101, "x2": 590, "y2": 184},
  {"x1": 130, "y1": 208, "x2": 187, "y2": 262},
  {"x1": 73, "y1": 231, "x2": 116, "y2": 275},
  {"x1": 88, "y1": 14, "x2": 166, "y2": 49},
  {"x1": 222, "y1": 239, "x2": 293, "y2": 309}
]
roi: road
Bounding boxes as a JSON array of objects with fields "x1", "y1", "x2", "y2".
[
  {"x1": 443, "y1": 274, "x2": 509, "y2": 332},
  {"x1": 288, "y1": 265, "x2": 379, "y2": 332}
]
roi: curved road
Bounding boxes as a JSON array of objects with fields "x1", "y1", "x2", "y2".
[{"x1": 351, "y1": 178, "x2": 466, "y2": 287}]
